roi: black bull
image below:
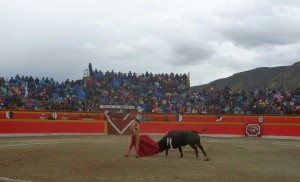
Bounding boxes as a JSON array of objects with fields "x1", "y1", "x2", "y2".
[{"x1": 157, "y1": 129, "x2": 209, "y2": 161}]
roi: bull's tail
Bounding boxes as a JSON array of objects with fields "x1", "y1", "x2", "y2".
[{"x1": 195, "y1": 128, "x2": 207, "y2": 134}]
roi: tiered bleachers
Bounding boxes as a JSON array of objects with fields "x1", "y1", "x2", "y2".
[{"x1": 1, "y1": 69, "x2": 300, "y2": 114}]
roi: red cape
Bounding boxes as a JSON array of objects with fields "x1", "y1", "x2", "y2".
[{"x1": 138, "y1": 135, "x2": 159, "y2": 157}]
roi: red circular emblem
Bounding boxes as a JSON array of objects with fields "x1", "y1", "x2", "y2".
[{"x1": 245, "y1": 123, "x2": 261, "y2": 137}]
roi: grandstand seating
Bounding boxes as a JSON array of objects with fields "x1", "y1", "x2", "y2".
[{"x1": 1, "y1": 69, "x2": 300, "y2": 114}]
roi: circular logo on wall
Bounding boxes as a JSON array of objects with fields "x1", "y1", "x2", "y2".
[
  {"x1": 258, "y1": 116, "x2": 263, "y2": 123},
  {"x1": 245, "y1": 123, "x2": 261, "y2": 137},
  {"x1": 6, "y1": 111, "x2": 12, "y2": 119},
  {"x1": 52, "y1": 112, "x2": 57, "y2": 119}
]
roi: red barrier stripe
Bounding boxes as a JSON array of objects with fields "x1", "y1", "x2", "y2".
[
  {"x1": 0, "y1": 119, "x2": 106, "y2": 123},
  {"x1": 0, "y1": 122, "x2": 106, "y2": 134},
  {"x1": 262, "y1": 123, "x2": 300, "y2": 126}
]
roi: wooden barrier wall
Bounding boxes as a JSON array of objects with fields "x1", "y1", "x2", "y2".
[
  {"x1": 0, "y1": 110, "x2": 107, "y2": 135},
  {"x1": 137, "y1": 114, "x2": 300, "y2": 138},
  {"x1": 1, "y1": 110, "x2": 300, "y2": 139}
]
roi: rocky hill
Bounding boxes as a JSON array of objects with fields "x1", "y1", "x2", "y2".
[{"x1": 192, "y1": 61, "x2": 300, "y2": 91}]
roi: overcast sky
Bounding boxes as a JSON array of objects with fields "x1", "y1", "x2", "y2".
[{"x1": 1, "y1": 0, "x2": 300, "y2": 86}]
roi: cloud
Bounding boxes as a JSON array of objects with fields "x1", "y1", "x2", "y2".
[
  {"x1": 214, "y1": 0, "x2": 300, "y2": 48},
  {"x1": 1, "y1": 0, "x2": 300, "y2": 86},
  {"x1": 254, "y1": 43, "x2": 300, "y2": 66},
  {"x1": 170, "y1": 44, "x2": 215, "y2": 65}
]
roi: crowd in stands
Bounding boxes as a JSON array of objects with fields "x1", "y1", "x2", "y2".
[{"x1": 1, "y1": 70, "x2": 300, "y2": 115}]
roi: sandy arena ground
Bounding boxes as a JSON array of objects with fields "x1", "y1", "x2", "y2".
[{"x1": 0, "y1": 134, "x2": 299, "y2": 182}]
